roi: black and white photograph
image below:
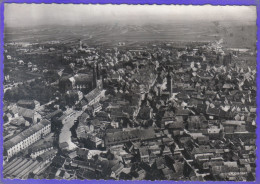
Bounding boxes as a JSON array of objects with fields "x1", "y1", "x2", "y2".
[{"x1": 2, "y1": 4, "x2": 257, "y2": 181}]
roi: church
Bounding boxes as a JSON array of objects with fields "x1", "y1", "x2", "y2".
[{"x1": 59, "y1": 63, "x2": 103, "y2": 94}]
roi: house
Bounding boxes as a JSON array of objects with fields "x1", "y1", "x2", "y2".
[
  {"x1": 88, "y1": 134, "x2": 103, "y2": 148},
  {"x1": 45, "y1": 110, "x2": 63, "y2": 121},
  {"x1": 104, "y1": 128, "x2": 156, "y2": 147},
  {"x1": 155, "y1": 157, "x2": 166, "y2": 170},
  {"x1": 59, "y1": 142, "x2": 69, "y2": 150},
  {"x1": 139, "y1": 147, "x2": 149, "y2": 163},
  {"x1": 110, "y1": 121, "x2": 119, "y2": 129},
  {"x1": 206, "y1": 108, "x2": 220, "y2": 119},
  {"x1": 52, "y1": 156, "x2": 65, "y2": 168},
  {"x1": 137, "y1": 105, "x2": 153, "y2": 120},
  {"x1": 17, "y1": 100, "x2": 40, "y2": 110},
  {"x1": 65, "y1": 90, "x2": 83, "y2": 105},
  {"x1": 92, "y1": 102, "x2": 102, "y2": 114},
  {"x1": 6, "y1": 55, "x2": 11, "y2": 60},
  {"x1": 32, "y1": 65, "x2": 38, "y2": 72},
  {"x1": 173, "y1": 162, "x2": 184, "y2": 174},
  {"x1": 134, "y1": 169, "x2": 146, "y2": 180},
  {"x1": 68, "y1": 151, "x2": 77, "y2": 159},
  {"x1": 39, "y1": 149, "x2": 58, "y2": 164},
  {"x1": 27, "y1": 62, "x2": 32, "y2": 68},
  {"x1": 122, "y1": 153, "x2": 134, "y2": 165},
  {"x1": 17, "y1": 60, "x2": 24, "y2": 65},
  {"x1": 149, "y1": 144, "x2": 161, "y2": 156},
  {"x1": 187, "y1": 116, "x2": 207, "y2": 131},
  {"x1": 162, "y1": 146, "x2": 172, "y2": 156},
  {"x1": 30, "y1": 142, "x2": 54, "y2": 159},
  {"x1": 161, "y1": 110, "x2": 175, "y2": 128},
  {"x1": 110, "y1": 162, "x2": 124, "y2": 178},
  {"x1": 175, "y1": 107, "x2": 190, "y2": 117},
  {"x1": 77, "y1": 148, "x2": 89, "y2": 160},
  {"x1": 168, "y1": 121, "x2": 184, "y2": 136},
  {"x1": 162, "y1": 167, "x2": 175, "y2": 180},
  {"x1": 197, "y1": 136, "x2": 210, "y2": 145},
  {"x1": 9, "y1": 117, "x2": 30, "y2": 127},
  {"x1": 17, "y1": 107, "x2": 42, "y2": 124},
  {"x1": 111, "y1": 72, "x2": 122, "y2": 82}
]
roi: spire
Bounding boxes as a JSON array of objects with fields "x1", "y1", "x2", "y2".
[
  {"x1": 96, "y1": 63, "x2": 100, "y2": 80},
  {"x1": 79, "y1": 39, "x2": 82, "y2": 50},
  {"x1": 167, "y1": 71, "x2": 173, "y2": 98},
  {"x1": 93, "y1": 62, "x2": 97, "y2": 89}
]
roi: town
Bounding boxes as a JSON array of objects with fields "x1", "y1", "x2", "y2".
[{"x1": 2, "y1": 35, "x2": 256, "y2": 181}]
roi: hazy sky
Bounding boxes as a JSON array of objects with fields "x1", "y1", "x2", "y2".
[{"x1": 4, "y1": 4, "x2": 256, "y2": 27}]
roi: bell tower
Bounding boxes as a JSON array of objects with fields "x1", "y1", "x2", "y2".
[
  {"x1": 167, "y1": 71, "x2": 173, "y2": 98},
  {"x1": 79, "y1": 39, "x2": 82, "y2": 50},
  {"x1": 93, "y1": 63, "x2": 103, "y2": 90},
  {"x1": 93, "y1": 63, "x2": 97, "y2": 89}
]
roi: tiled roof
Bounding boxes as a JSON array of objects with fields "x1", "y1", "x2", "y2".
[
  {"x1": 84, "y1": 88, "x2": 101, "y2": 102},
  {"x1": 39, "y1": 149, "x2": 57, "y2": 161},
  {"x1": 45, "y1": 110, "x2": 63, "y2": 120},
  {"x1": 18, "y1": 107, "x2": 35, "y2": 119},
  {"x1": 105, "y1": 128, "x2": 156, "y2": 146}
]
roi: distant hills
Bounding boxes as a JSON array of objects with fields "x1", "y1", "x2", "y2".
[{"x1": 4, "y1": 20, "x2": 256, "y2": 49}]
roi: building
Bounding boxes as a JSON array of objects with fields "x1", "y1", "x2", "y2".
[
  {"x1": 93, "y1": 63, "x2": 103, "y2": 90},
  {"x1": 223, "y1": 53, "x2": 232, "y2": 66},
  {"x1": 59, "y1": 74, "x2": 93, "y2": 93},
  {"x1": 3, "y1": 157, "x2": 44, "y2": 179},
  {"x1": 92, "y1": 102, "x2": 102, "y2": 114},
  {"x1": 16, "y1": 107, "x2": 42, "y2": 124},
  {"x1": 139, "y1": 147, "x2": 149, "y2": 163},
  {"x1": 30, "y1": 142, "x2": 54, "y2": 159},
  {"x1": 79, "y1": 39, "x2": 82, "y2": 50},
  {"x1": 17, "y1": 100, "x2": 40, "y2": 110},
  {"x1": 84, "y1": 88, "x2": 102, "y2": 106},
  {"x1": 104, "y1": 128, "x2": 157, "y2": 148},
  {"x1": 59, "y1": 63, "x2": 102, "y2": 93},
  {"x1": 4, "y1": 119, "x2": 51, "y2": 158}
]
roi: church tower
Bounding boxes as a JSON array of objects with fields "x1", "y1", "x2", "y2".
[
  {"x1": 93, "y1": 63, "x2": 97, "y2": 89},
  {"x1": 93, "y1": 63, "x2": 103, "y2": 90},
  {"x1": 167, "y1": 71, "x2": 173, "y2": 98},
  {"x1": 79, "y1": 39, "x2": 82, "y2": 50},
  {"x1": 96, "y1": 64, "x2": 100, "y2": 80}
]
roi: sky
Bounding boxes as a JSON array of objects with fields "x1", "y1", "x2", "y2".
[{"x1": 4, "y1": 4, "x2": 257, "y2": 27}]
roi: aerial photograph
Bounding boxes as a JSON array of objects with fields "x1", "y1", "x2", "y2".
[{"x1": 2, "y1": 4, "x2": 257, "y2": 181}]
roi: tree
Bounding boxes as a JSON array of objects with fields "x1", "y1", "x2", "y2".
[
  {"x1": 3, "y1": 115, "x2": 9, "y2": 123},
  {"x1": 28, "y1": 172, "x2": 35, "y2": 179}
]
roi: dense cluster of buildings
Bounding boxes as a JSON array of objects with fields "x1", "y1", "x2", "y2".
[{"x1": 3, "y1": 39, "x2": 256, "y2": 181}]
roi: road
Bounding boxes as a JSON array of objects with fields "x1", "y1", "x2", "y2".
[{"x1": 59, "y1": 110, "x2": 83, "y2": 150}]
